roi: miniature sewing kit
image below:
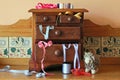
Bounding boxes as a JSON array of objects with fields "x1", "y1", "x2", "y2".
[{"x1": 0, "y1": 2, "x2": 91, "y2": 78}]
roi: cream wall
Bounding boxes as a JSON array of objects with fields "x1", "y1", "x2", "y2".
[{"x1": 0, "y1": 0, "x2": 120, "y2": 28}]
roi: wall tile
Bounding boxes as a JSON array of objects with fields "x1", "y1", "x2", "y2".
[
  {"x1": 0, "y1": 37, "x2": 8, "y2": 58},
  {"x1": 84, "y1": 36, "x2": 120, "y2": 57},
  {"x1": 9, "y1": 37, "x2": 32, "y2": 48},
  {"x1": 83, "y1": 37, "x2": 102, "y2": 55},
  {"x1": 0, "y1": 37, "x2": 8, "y2": 48},
  {"x1": 8, "y1": 47, "x2": 32, "y2": 58},
  {"x1": 102, "y1": 37, "x2": 120, "y2": 57},
  {"x1": 0, "y1": 48, "x2": 8, "y2": 58},
  {"x1": 8, "y1": 37, "x2": 32, "y2": 58}
]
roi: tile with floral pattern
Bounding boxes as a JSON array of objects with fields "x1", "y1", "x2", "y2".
[
  {"x1": 8, "y1": 47, "x2": 32, "y2": 58},
  {"x1": 102, "y1": 37, "x2": 120, "y2": 57},
  {"x1": 83, "y1": 37, "x2": 101, "y2": 47},
  {"x1": 0, "y1": 48, "x2": 8, "y2": 58},
  {"x1": 83, "y1": 37, "x2": 101, "y2": 56},
  {"x1": 0, "y1": 37, "x2": 8, "y2": 58},
  {"x1": 9, "y1": 37, "x2": 32, "y2": 58},
  {"x1": 9, "y1": 37, "x2": 32, "y2": 48},
  {"x1": 0, "y1": 37, "x2": 8, "y2": 48}
]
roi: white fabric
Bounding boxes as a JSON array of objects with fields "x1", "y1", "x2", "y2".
[
  {"x1": 62, "y1": 44, "x2": 71, "y2": 62},
  {"x1": 39, "y1": 25, "x2": 54, "y2": 40},
  {"x1": 73, "y1": 44, "x2": 80, "y2": 69}
]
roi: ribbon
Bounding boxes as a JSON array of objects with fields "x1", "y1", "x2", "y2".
[
  {"x1": 0, "y1": 65, "x2": 10, "y2": 72},
  {"x1": 38, "y1": 41, "x2": 53, "y2": 75},
  {"x1": 39, "y1": 25, "x2": 54, "y2": 40},
  {"x1": 36, "y1": 2, "x2": 57, "y2": 9},
  {"x1": 62, "y1": 44, "x2": 71, "y2": 62},
  {"x1": 71, "y1": 44, "x2": 91, "y2": 76},
  {"x1": 73, "y1": 44, "x2": 80, "y2": 69},
  {"x1": 0, "y1": 65, "x2": 36, "y2": 76}
]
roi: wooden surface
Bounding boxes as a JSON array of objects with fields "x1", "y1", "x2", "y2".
[
  {"x1": 0, "y1": 17, "x2": 32, "y2": 37},
  {"x1": 83, "y1": 19, "x2": 120, "y2": 36},
  {"x1": 29, "y1": 8, "x2": 88, "y2": 13},
  {"x1": 0, "y1": 65, "x2": 120, "y2": 80}
]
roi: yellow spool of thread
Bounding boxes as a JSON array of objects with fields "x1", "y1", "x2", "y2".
[
  {"x1": 74, "y1": 12, "x2": 82, "y2": 19},
  {"x1": 65, "y1": 11, "x2": 73, "y2": 15}
]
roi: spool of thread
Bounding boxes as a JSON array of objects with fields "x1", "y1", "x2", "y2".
[
  {"x1": 65, "y1": 11, "x2": 73, "y2": 15},
  {"x1": 64, "y1": 3, "x2": 71, "y2": 9},
  {"x1": 70, "y1": 4, "x2": 73, "y2": 9},
  {"x1": 62, "y1": 62, "x2": 71, "y2": 74},
  {"x1": 74, "y1": 12, "x2": 82, "y2": 19},
  {"x1": 57, "y1": 3, "x2": 64, "y2": 9}
]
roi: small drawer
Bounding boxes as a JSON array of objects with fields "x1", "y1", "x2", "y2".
[
  {"x1": 36, "y1": 15, "x2": 56, "y2": 23},
  {"x1": 36, "y1": 27, "x2": 81, "y2": 40},
  {"x1": 35, "y1": 44, "x2": 81, "y2": 64},
  {"x1": 59, "y1": 15, "x2": 80, "y2": 24}
]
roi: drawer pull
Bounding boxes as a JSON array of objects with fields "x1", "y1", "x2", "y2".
[
  {"x1": 54, "y1": 50, "x2": 62, "y2": 57},
  {"x1": 43, "y1": 16, "x2": 49, "y2": 22},
  {"x1": 55, "y1": 30, "x2": 62, "y2": 36},
  {"x1": 67, "y1": 17, "x2": 73, "y2": 22}
]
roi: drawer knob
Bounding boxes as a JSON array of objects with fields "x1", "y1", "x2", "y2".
[
  {"x1": 67, "y1": 17, "x2": 73, "y2": 22},
  {"x1": 43, "y1": 16, "x2": 49, "y2": 21},
  {"x1": 55, "y1": 30, "x2": 62, "y2": 36},
  {"x1": 54, "y1": 50, "x2": 62, "y2": 57}
]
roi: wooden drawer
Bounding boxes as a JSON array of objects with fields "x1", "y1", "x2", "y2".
[
  {"x1": 59, "y1": 15, "x2": 80, "y2": 24},
  {"x1": 36, "y1": 15, "x2": 56, "y2": 24},
  {"x1": 35, "y1": 44, "x2": 81, "y2": 64},
  {"x1": 36, "y1": 27, "x2": 81, "y2": 40}
]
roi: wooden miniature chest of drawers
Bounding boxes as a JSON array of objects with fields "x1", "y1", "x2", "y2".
[{"x1": 28, "y1": 9, "x2": 88, "y2": 72}]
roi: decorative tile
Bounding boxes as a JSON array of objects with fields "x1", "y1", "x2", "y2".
[
  {"x1": 0, "y1": 37, "x2": 8, "y2": 58},
  {"x1": 8, "y1": 37, "x2": 32, "y2": 58},
  {"x1": 0, "y1": 37, "x2": 8, "y2": 48},
  {"x1": 102, "y1": 37, "x2": 120, "y2": 47},
  {"x1": 83, "y1": 37, "x2": 101, "y2": 47},
  {"x1": 102, "y1": 37, "x2": 120, "y2": 57},
  {"x1": 8, "y1": 47, "x2": 32, "y2": 58},
  {"x1": 83, "y1": 37, "x2": 101, "y2": 56},
  {"x1": 0, "y1": 48, "x2": 8, "y2": 58},
  {"x1": 9, "y1": 37, "x2": 32, "y2": 48},
  {"x1": 102, "y1": 47, "x2": 120, "y2": 57}
]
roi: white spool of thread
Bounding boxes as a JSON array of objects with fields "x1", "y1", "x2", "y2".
[{"x1": 58, "y1": 3, "x2": 64, "y2": 9}]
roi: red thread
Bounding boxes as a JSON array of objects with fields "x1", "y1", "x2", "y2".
[{"x1": 71, "y1": 68, "x2": 91, "y2": 76}]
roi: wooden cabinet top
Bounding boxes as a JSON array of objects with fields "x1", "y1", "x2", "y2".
[{"x1": 29, "y1": 8, "x2": 88, "y2": 13}]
